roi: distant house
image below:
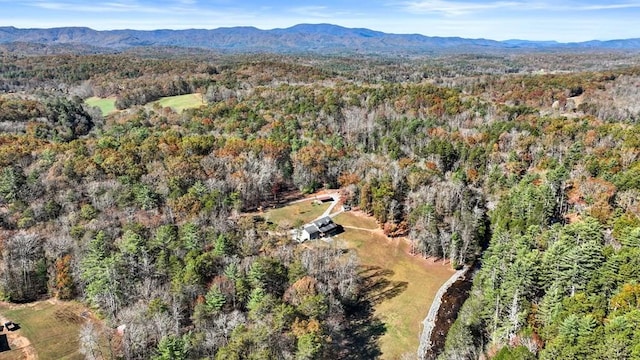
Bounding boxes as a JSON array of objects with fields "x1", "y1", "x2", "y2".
[{"x1": 298, "y1": 216, "x2": 340, "y2": 242}]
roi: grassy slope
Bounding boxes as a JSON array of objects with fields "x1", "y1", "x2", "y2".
[
  {"x1": 270, "y1": 203, "x2": 454, "y2": 359},
  {"x1": 263, "y1": 200, "x2": 331, "y2": 228},
  {"x1": 85, "y1": 93, "x2": 203, "y2": 116},
  {"x1": 0, "y1": 301, "x2": 107, "y2": 360},
  {"x1": 332, "y1": 212, "x2": 454, "y2": 359},
  {"x1": 152, "y1": 93, "x2": 204, "y2": 112},
  {"x1": 85, "y1": 97, "x2": 116, "y2": 116},
  {"x1": 333, "y1": 211, "x2": 378, "y2": 229}
]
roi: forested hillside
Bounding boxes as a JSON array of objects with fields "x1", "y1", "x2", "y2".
[
  {"x1": 2, "y1": 25, "x2": 640, "y2": 53},
  {"x1": 1, "y1": 49, "x2": 640, "y2": 359}
]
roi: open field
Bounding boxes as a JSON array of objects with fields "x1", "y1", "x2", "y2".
[
  {"x1": 333, "y1": 211, "x2": 378, "y2": 230},
  {"x1": 85, "y1": 97, "x2": 116, "y2": 116},
  {"x1": 263, "y1": 199, "x2": 331, "y2": 228},
  {"x1": 151, "y1": 93, "x2": 204, "y2": 112},
  {"x1": 298, "y1": 208, "x2": 455, "y2": 359},
  {"x1": 85, "y1": 93, "x2": 203, "y2": 115},
  {"x1": 0, "y1": 300, "x2": 108, "y2": 360},
  {"x1": 331, "y1": 217, "x2": 454, "y2": 359}
]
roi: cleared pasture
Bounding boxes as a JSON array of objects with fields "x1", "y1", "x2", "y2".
[
  {"x1": 0, "y1": 300, "x2": 110, "y2": 360},
  {"x1": 85, "y1": 97, "x2": 116, "y2": 116},
  {"x1": 331, "y1": 213, "x2": 454, "y2": 359},
  {"x1": 151, "y1": 93, "x2": 204, "y2": 112},
  {"x1": 267, "y1": 199, "x2": 455, "y2": 359},
  {"x1": 263, "y1": 199, "x2": 331, "y2": 228}
]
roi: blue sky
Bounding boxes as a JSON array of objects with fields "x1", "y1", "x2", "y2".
[{"x1": 2, "y1": 0, "x2": 639, "y2": 42}]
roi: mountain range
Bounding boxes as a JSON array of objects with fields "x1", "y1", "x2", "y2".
[{"x1": 1, "y1": 24, "x2": 640, "y2": 54}]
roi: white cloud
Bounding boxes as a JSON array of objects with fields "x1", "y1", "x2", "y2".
[
  {"x1": 33, "y1": 2, "x2": 64, "y2": 10},
  {"x1": 289, "y1": 6, "x2": 331, "y2": 18},
  {"x1": 367, "y1": 13, "x2": 640, "y2": 41},
  {"x1": 27, "y1": 0, "x2": 228, "y2": 16},
  {"x1": 32, "y1": 1, "x2": 149, "y2": 12},
  {"x1": 6, "y1": 0, "x2": 640, "y2": 41},
  {"x1": 399, "y1": 0, "x2": 530, "y2": 16},
  {"x1": 286, "y1": 5, "x2": 358, "y2": 20},
  {"x1": 578, "y1": 2, "x2": 640, "y2": 10},
  {"x1": 398, "y1": 0, "x2": 640, "y2": 15}
]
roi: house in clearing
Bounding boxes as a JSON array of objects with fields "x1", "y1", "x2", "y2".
[
  {"x1": 298, "y1": 216, "x2": 340, "y2": 242},
  {"x1": 313, "y1": 216, "x2": 338, "y2": 235},
  {"x1": 302, "y1": 225, "x2": 321, "y2": 241}
]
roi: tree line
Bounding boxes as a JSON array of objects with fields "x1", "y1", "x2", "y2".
[{"x1": 0, "y1": 52, "x2": 640, "y2": 358}]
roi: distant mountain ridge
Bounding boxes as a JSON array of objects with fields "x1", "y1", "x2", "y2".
[{"x1": 1, "y1": 24, "x2": 639, "y2": 54}]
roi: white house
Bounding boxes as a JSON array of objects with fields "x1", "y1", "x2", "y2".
[{"x1": 297, "y1": 216, "x2": 339, "y2": 243}]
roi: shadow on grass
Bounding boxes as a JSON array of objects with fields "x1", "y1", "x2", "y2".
[
  {"x1": 337, "y1": 297, "x2": 387, "y2": 359},
  {"x1": 359, "y1": 265, "x2": 409, "y2": 305},
  {"x1": 330, "y1": 265, "x2": 409, "y2": 359}
]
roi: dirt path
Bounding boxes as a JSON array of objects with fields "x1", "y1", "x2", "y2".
[
  {"x1": 0, "y1": 310, "x2": 37, "y2": 360},
  {"x1": 320, "y1": 193, "x2": 341, "y2": 218},
  {"x1": 287, "y1": 190, "x2": 339, "y2": 206},
  {"x1": 342, "y1": 225, "x2": 376, "y2": 232},
  {"x1": 289, "y1": 191, "x2": 341, "y2": 218}
]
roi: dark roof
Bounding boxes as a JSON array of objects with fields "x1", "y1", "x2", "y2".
[
  {"x1": 313, "y1": 216, "x2": 338, "y2": 233},
  {"x1": 318, "y1": 222, "x2": 338, "y2": 233},
  {"x1": 304, "y1": 225, "x2": 320, "y2": 235},
  {"x1": 313, "y1": 216, "x2": 333, "y2": 227}
]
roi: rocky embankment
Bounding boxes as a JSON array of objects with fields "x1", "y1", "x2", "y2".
[{"x1": 418, "y1": 266, "x2": 474, "y2": 359}]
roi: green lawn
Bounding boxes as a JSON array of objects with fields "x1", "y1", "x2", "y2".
[
  {"x1": 0, "y1": 301, "x2": 108, "y2": 360},
  {"x1": 332, "y1": 212, "x2": 455, "y2": 359},
  {"x1": 85, "y1": 97, "x2": 116, "y2": 116},
  {"x1": 264, "y1": 202, "x2": 454, "y2": 358},
  {"x1": 85, "y1": 94, "x2": 203, "y2": 115},
  {"x1": 151, "y1": 93, "x2": 204, "y2": 112},
  {"x1": 333, "y1": 211, "x2": 378, "y2": 230},
  {"x1": 263, "y1": 200, "x2": 331, "y2": 229}
]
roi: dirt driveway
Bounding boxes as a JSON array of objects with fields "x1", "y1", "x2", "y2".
[{"x1": 0, "y1": 311, "x2": 37, "y2": 360}]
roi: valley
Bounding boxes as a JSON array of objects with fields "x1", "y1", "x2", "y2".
[{"x1": 0, "y1": 32, "x2": 639, "y2": 359}]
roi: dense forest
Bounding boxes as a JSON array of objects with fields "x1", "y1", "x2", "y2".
[{"x1": 1, "y1": 47, "x2": 640, "y2": 359}]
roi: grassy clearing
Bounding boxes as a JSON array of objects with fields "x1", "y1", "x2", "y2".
[
  {"x1": 333, "y1": 211, "x2": 378, "y2": 230},
  {"x1": 0, "y1": 301, "x2": 108, "y2": 360},
  {"x1": 332, "y1": 212, "x2": 455, "y2": 359},
  {"x1": 264, "y1": 200, "x2": 454, "y2": 358},
  {"x1": 152, "y1": 93, "x2": 203, "y2": 112},
  {"x1": 85, "y1": 97, "x2": 116, "y2": 116},
  {"x1": 263, "y1": 200, "x2": 331, "y2": 228},
  {"x1": 85, "y1": 94, "x2": 203, "y2": 115}
]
